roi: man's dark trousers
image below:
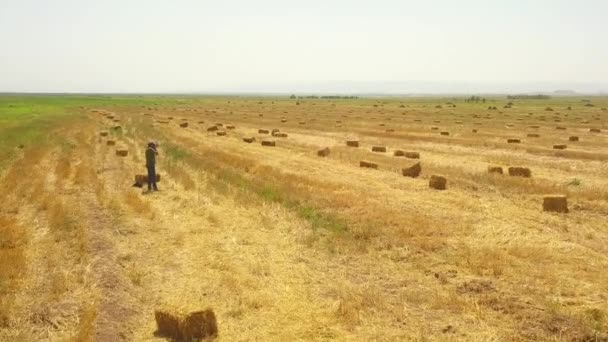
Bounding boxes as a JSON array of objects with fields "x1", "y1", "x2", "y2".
[{"x1": 147, "y1": 164, "x2": 158, "y2": 190}]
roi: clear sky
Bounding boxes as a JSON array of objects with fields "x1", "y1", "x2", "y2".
[{"x1": 1, "y1": 0, "x2": 607, "y2": 93}]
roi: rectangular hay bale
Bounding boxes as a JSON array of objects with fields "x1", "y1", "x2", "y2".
[
  {"x1": 402, "y1": 162, "x2": 421, "y2": 178},
  {"x1": 488, "y1": 166, "x2": 503, "y2": 174},
  {"x1": 135, "y1": 174, "x2": 161, "y2": 184},
  {"x1": 508, "y1": 167, "x2": 531, "y2": 178},
  {"x1": 404, "y1": 152, "x2": 420, "y2": 159},
  {"x1": 116, "y1": 149, "x2": 129, "y2": 157},
  {"x1": 317, "y1": 147, "x2": 330, "y2": 157},
  {"x1": 155, "y1": 308, "x2": 217, "y2": 341},
  {"x1": 359, "y1": 161, "x2": 378, "y2": 169},
  {"x1": 429, "y1": 175, "x2": 447, "y2": 190}
]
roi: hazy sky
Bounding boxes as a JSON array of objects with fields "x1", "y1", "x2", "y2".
[{"x1": 1, "y1": 0, "x2": 607, "y2": 93}]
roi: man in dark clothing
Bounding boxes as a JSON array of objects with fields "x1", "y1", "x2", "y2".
[{"x1": 145, "y1": 142, "x2": 159, "y2": 191}]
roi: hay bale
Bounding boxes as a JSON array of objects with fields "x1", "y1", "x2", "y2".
[
  {"x1": 107, "y1": 115, "x2": 115, "y2": 119},
  {"x1": 569, "y1": 136, "x2": 579, "y2": 142},
  {"x1": 405, "y1": 152, "x2": 420, "y2": 159},
  {"x1": 488, "y1": 166, "x2": 503, "y2": 174},
  {"x1": 281, "y1": 119, "x2": 287, "y2": 123},
  {"x1": 216, "y1": 131, "x2": 226, "y2": 136},
  {"x1": 299, "y1": 121, "x2": 306, "y2": 125},
  {"x1": 180, "y1": 122, "x2": 189, "y2": 128},
  {"x1": 135, "y1": 174, "x2": 161, "y2": 184},
  {"x1": 394, "y1": 150, "x2": 405, "y2": 157},
  {"x1": 431, "y1": 126, "x2": 439, "y2": 130},
  {"x1": 359, "y1": 161, "x2": 378, "y2": 169},
  {"x1": 226, "y1": 125, "x2": 235, "y2": 130},
  {"x1": 508, "y1": 167, "x2": 531, "y2": 178},
  {"x1": 243, "y1": 137, "x2": 255, "y2": 143},
  {"x1": 590, "y1": 128, "x2": 601, "y2": 133},
  {"x1": 527, "y1": 133, "x2": 540, "y2": 138},
  {"x1": 274, "y1": 133, "x2": 288, "y2": 138},
  {"x1": 155, "y1": 308, "x2": 217, "y2": 341},
  {"x1": 112, "y1": 126, "x2": 122, "y2": 131},
  {"x1": 207, "y1": 126, "x2": 218, "y2": 132},
  {"x1": 440, "y1": 131, "x2": 450, "y2": 136},
  {"x1": 372, "y1": 146, "x2": 386, "y2": 153},
  {"x1": 543, "y1": 195, "x2": 568, "y2": 213},
  {"x1": 106, "y1": 140, "x2": 116, "y2": 146},
  {"x1": 181, "y1": 310, "x2": 218, "y2": 340},
  {"x1": 555, "y1": 126, "x2": 566, "y2": 130},
  {"x1": 472, "y1": 129, "x2": 478, "y2": 133},
  {"x1": 346, "y1": 140, "x2": 359, "y2": 147},
  {"x1": 553, "y1": 144, "x2": 567, "y2": 150},
  {"x1": 116, "y1": 149, "x2": 128, "y2": 157},
  {"x1": 155, "y1": 311, "x2": 181, "y2": 340},
  {"x1": 100, "y1": 131, "x2": 109, "y2": 137},
  {"x1": 402, "y1": 162, "x2": 421, "y2": 178},
  {"x1": 317, "y1": 147, "x2": 330, "y2": 157},
  {"x1": 258, "y1": 129, "x2": 269, "y2": 134},
  {"x1": 261, "y1": 140, "x2": 275, "y2": 147},
  {"x1": 507, "y1": 139, "x2": 521, "y2": 143},
  {"x1": 429, "y1": 175, "x2": 447, "y2": 190},
  {"x1": 198, "y1": 121, "x2": 205, "y2": 124}
]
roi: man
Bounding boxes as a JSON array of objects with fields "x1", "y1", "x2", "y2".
[{"x1": 145, "y1": 142, "x2": 159, "y2": 192}]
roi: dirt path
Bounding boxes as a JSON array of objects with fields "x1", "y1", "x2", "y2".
[{"x1": 65, "y1": 125, "x2": 139, "y2": 341}]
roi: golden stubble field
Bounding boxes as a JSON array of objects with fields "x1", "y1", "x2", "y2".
[{"x1": 1, "y1": 95, "x2": 607, "y2": 341}]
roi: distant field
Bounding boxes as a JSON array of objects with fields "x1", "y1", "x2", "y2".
[{"x1": 1, "y1": 95, "x2": 607, "y2": 341}]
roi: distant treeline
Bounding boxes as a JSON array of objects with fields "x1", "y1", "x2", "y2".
[
  {"x1": 464, "y1": 96, "x2": 486, "y2": 103},
  {"x1": 507, "y1": 94, "x2": 551, "y2": 100},
  {"x1": 290, "y1": 95, "x2": 358, "y2": 99}
]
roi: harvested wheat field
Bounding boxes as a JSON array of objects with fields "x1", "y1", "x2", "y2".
[{"x1": 1, "y1": 95, "x2": 608, "y2": 341}]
